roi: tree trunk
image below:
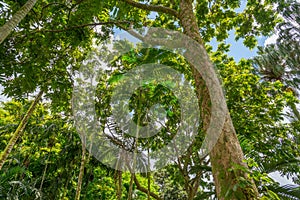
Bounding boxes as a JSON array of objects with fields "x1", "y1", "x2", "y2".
[
  {"x1": 178, "y1": 0, "x2": 259, "y2": 199},
  {"x1": 0, "y1": 0, "x2": 37, "y2": 44},
  {"x1": 0, "y1": 90, "x2": 43, "y2": 170},
  {"x1": 75, "y1": 139, "x2": 86, "y2": 200},
  {"x1": 117, "y1": 170, "x2": 122, "y2": 200},
  {"x1": 128, "y1": 173, "x2": 134, "y2": 200},
  {"x1": 289, "y1": 102, "x2": 300, "y2": 121}
]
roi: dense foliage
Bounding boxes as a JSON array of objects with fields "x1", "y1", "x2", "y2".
[{"x1": 0, "y1": 0, "x2": 299, "y2": 199}]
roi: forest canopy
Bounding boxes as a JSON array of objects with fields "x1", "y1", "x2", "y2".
[{"x1": 0, "y1": 0, "x2": 299, "y2": 199}]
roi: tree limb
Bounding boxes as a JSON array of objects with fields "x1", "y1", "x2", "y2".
[
  {"x1": 75, "y1": 136, "x2": 86, "y2": 200},
  {"x1": 133, "y1": 175, "x2": 162, "y2": 200},
  {"x1": 0, "y1": 90, "x2": 43, "y2": 170},
  {"x1": 37, "y1": 21, "x2": 132, "y2": 33},
  {"x1": 120, "y1": 0, "x2": 179, "y2": 18}
]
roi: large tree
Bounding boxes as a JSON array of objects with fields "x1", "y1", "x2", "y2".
[
  {"x1": 0, "y1": 0, "x2": 293, "y2": 199},
  {"x1": 1, "y1": 47, "x2": 297, "y2": 199},
  {"x1": 104, "y1": 0, "x2": 283, "y2": 198}
]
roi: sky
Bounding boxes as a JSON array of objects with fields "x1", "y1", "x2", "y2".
[{"x1": 210, "y1": 30, "x2": 267, "y2": 61}]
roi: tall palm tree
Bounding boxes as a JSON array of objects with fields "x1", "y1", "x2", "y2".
[
  {"x1": 253, "y1": 1, "x2": 300, "y2": 120},
  {"x1": 253, "y1": 2, "x2": 300, "y2": 199},
  {"x1": 268, "y1": 184, "x2": 300, "y2": 200},
  {"x1": 0, "y1": 0, "x2": 37, "y2": 44}
]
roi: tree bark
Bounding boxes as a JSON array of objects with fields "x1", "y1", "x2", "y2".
[
  {"x1": 178, "y1": 0, "x2": 259, "y2": 199},
  {"x1": 117, "y1": 170, "x2": 122, "y2": 200},
  {"x1": 0, "y1": 90, "x2": 43, "y2": 170},
  {"x1": 128, "y1": 172, "x2": 134, "y2": 200},
  {"x1": 0, "y1": 0, "x2": 37, "y2": 44},
  {"x1": 75, "y1": 139, "x2": 86, "y2": 200},
  {"x1": 133, "y1": 175, "x2": 162, "y2": 200},
  {"x1": 111, "y1": 0, "x2": 259, "y2": 198}
]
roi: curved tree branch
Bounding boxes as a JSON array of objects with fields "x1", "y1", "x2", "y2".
[
  {"x1": 133, "y1": 175, "x2": 162, "y2": 200},
  {"x1": 120, "y1": 0, "x2": 179, "y2": 18},
  {"x1": 38, "y1": 21, "x2": 132, "y2": 33}
]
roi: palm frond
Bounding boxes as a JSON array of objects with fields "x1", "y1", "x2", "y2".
[{"x1": 268, "y1": 184, "x2": 300, "y2": 200}]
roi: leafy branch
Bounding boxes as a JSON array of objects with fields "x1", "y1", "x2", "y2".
[
  {"x1": 120, "y1": 0, "x2": 179, "y2": 18},
  {"x1": 36, "y1": 21, "x2": 132, "y2": 33}
]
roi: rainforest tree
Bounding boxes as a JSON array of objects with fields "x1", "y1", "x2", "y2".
[{"x1": 0, "y1": 0, "x2": 299, "y2": 199}]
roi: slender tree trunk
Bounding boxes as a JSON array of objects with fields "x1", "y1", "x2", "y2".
[
  {"x1": 178, "y1": 0, "x2": 259, "y2": 199},
  {"x1": 147, "y1": 171, "x2": 151, "y2": 200},
  {"x1": 0, "y1": 90, "x2": 43, "y2": 170},
  {"x1": 117, "y1": 170, "x2": 122, "y2": 200},
  {"x1": 289, "y1": 102, "x2": 300, "y2": 121},
  {"x1": 0, "y1": 0, "x2": 37, "y2": 44},
  {"x1": 75, "y1": 138, "x2": 87, "y2": 200},
  {"x1": 128, "y1": 173, "x2": 134, "y2": 200},
  {"x1": 177, "y1": 151, "x2": 202, "y2": 200},
  {"x1": 61, "y1": 174, "x2": 71, "y2": 200},
  {"x1": 39, "y1": 148, "x2": 52, "y2": 198}
]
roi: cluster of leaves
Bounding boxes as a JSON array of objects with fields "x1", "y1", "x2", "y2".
[
  {"x1": 251, "y1": 0, "x2": 300, "y2": 184},
  {"x1": 0, "y1": 100, "x2": 162, "y2": 199},
  {"x1": 147, "y1": 0, "x2": 281, "y2": 47},
  {"x1": 90, "y1": 36, "x2": 300, "y2": 198},
  {"x1": 253, "y1": 1, "x2": 300, "y2": 90},
  {"x1": 1, "y1": 0, "x2": 299, "y2": 199},
  {"x1": 0, "y1": 0, "x2": 115, "y2": 112}
]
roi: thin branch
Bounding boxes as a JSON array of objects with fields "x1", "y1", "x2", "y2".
[
  {"x1": 105, "y1": 120, "x2": 135, "y2": 152},
  {"x1": 75, "y1": 136, "x2": 86, "y2": 200},
  {"x1": 42, "y1": 2, "x2": 68, "y2": 10},
  {"x1": 133, "y1": 175, "x2": 163, "y2": 200},
  {"x1": 39, "y1": 2, "x2": 70, "y2": 21},
  {"x1": 37, "y1": 21, "x2": 132, "y2": 33},
  {"x1": 128, "y1": 172, "x2": 134, "y2": 200},
  {"x1": 39, "y1": 146, "x2": 53, "y2": 198},
  {"x1": 72, "y1": 0, "x2": 86, "y2": 7},
  {"x1": 120, "y1": 0, "x2": 179, "y2": 18}
]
